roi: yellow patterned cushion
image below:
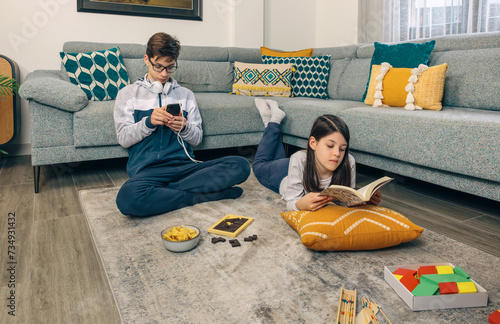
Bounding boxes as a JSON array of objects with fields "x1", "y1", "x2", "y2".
[
  {"x1": 364, "y1": 63, "x2": 448, "y2": 110},
  {"x1": 260, "y1": 46, "x2": 313, "y2": 57},
  {"x1": 232, "y1": 62, "x2": 293, "y2": 97},
  {"x1": 281, "y1": 205, "x2": 424, "y2": 251}
]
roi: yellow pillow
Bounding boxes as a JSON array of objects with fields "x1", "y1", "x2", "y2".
[
  {"x1": 364, "y1": 63, "x2": 448, "y2": 110},
  {"x1": 281, "y1": 205, "x2": 423, "y2": 251},
  {"x1": 260, "y1": 46, "x2": 313, "y2": 57}
]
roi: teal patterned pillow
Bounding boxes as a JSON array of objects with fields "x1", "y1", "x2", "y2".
[
  {"x1": 262, "y1": 55, "x2": 331, "y2": 99},
  {"x1": 60, "y1": 47, "x2": 130, "y2": 101}
]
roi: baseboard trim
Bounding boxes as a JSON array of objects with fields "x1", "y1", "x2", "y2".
[{"x1": 0, "y1": 143, "x2": 31, "y2": 156}]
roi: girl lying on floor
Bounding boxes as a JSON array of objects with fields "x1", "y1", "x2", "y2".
[{"x1": 252, "y1": 98, "x2": 381, "y2": 211}]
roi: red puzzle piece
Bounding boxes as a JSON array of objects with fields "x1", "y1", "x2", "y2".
[
  {"x1": 418, "y1": 265, "x2": 437, "y2": 278},
  {"x1": 439, "y1": 282, "x2": 458, "y2": 295},
  {"x1": 489, "y1": 310, "x2": 500, "y2": 324},
  {"x1": 393, "y1": 268, "x2": 417, "y2": 277},
  {"x1": 400, "y1": 273, "x2": 419, "y2": 292}
]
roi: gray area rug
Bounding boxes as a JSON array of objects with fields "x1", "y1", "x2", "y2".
[{"x1": 80, "y1": 172, "x2": 499, "y2": 324}]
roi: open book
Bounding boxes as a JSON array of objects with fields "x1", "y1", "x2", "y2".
[{"x1": 319, "y1": 176, "x2": 393, "y2": 207}]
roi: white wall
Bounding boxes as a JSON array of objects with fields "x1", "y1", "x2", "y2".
[
  {"x1": 264, "y1": 0, "x2": 317, "y2": 50},
  {"x1": 263, "y1": 0, "x2": 358, "y2": 49},
  {"x1": 316, "y1": 0, "x2": 358, "y2": 47},
  {"x1": 0, "y1": 0, "x2": 357, "y2": 154}
]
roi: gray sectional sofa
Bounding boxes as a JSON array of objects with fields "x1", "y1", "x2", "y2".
[{"x1": 19, "y1": 32, "x2": 500, "y2": 202}]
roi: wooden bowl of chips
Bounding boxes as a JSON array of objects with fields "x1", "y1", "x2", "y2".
[{"x1": 161, "y1": 225, "x2": 201, "y2": 253}]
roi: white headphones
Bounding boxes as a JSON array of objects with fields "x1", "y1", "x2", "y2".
[{"x1": 150, "y1": 80, "x2": 172, "y2": 95}]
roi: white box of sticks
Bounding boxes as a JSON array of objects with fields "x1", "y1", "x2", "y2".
[{"x1": 384, "y1": 263, "x2": 488, "y2": 311}]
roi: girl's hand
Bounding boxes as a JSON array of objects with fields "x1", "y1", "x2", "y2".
[
  {"x1": 295, "y1": 193, "x2": 333, "y2": 212},
  {"x1": 367, "y1": 190, "x2": 382, "y2": 205}
]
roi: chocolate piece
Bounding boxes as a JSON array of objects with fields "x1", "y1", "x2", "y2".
[
  {"x1": 243, "y1": 235, "x2": 258, "y2": 242},
  {"x1": 211, "y1": 237, "x2": 227, "y2": 244},
  {"x1": 230, "y1": 239, "x2": 241, "y2": 247}
]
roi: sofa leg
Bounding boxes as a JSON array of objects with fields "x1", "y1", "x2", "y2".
[{"x1": 33, "y1": 166, "x2": 40, "y2": 193}]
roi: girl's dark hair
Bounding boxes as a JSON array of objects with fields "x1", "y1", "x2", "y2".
[
  {"x1": 146, "y1": 32, "x2": 181, "y2": 60},
  {"x1": 303, "y1": 115, "x2": 352, "y2": 193}
]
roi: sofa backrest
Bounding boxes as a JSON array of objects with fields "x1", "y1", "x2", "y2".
[
  {"x1": 174, "y1": 46, "x2": 261, "y2": 93},
  {"x1": 347, "y1": 32, "x2": 500, "y2": 110},
  {"x1": 427, "y1": 32, "x2": 500, "y2": 111},
  {"x1": 62, "y1": 32, "x2": 500, "y2": 111}
]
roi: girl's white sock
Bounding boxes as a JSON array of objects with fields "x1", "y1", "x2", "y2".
[
  {"x1": 254, "y1": 98, "x2": 271, "y2": 127},
  {"x1": 266, "y1": 99, "x2": 286, "y2": 124}
]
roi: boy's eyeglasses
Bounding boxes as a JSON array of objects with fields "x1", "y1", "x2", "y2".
[{"x1": 148, "y1": 57, "x2": 177, "y2": 73}]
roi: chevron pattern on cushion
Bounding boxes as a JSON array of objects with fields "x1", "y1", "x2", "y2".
[{"x1": 281, "y1": 205, "x2": 423, "y2": 251}]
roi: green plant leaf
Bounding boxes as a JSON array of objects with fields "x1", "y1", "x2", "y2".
[{"x1": 0, "y1": 74, "x2": 20, "y2": 100}]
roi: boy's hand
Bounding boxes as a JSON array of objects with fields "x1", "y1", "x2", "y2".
[
  {"x1": 150, "y1": 106, "x2": 169, "y2": 126},
  {"x1": 165, "y1": 113, "x2": 187, "y2": 132},
  {"x1": 296, "y1": 192, "x2": 333, "y2": 211},
  {"x1": 150, "y1": 107, "x2": 186, "y2": 131}
]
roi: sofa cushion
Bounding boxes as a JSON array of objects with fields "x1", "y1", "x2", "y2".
[
  {"x1": 428, "y1": 47, "x2": 500, "y2": 111},
  {"x1": 279, "y1": 99, "x2": 365, "y2": 140},
  {"x1": 30, "y1": 101, "x2": 74, "y2": 148},
  {"x1": 337, "y1": 58, "x2": 371, "y2": 101},
  {"x1": 20, "y1": 71, "x2": 89, "y2": 113},
  {"x1": 313, "y1": 45, "x2": 359, "y2": 60},
  {"x1": 60, "y1": 47, "x2": 130, "y2": 101},
  {"x1": 123, "y1": 58, "x2": 148, "y2": 84},
  {"x1": 339, "y1": 106, "x2": 500, "y2": 182},
  {"x1": 262, "y1": 55, "x2": 331, "y2": 99},
  {"x1": 74, "y1": 101, "x2": 118, "y2": 147},
  {"x1": 180, "y1": 46, "x2": 229, "y2": 62},
  {"x1": 365, "y1": 63, "x2": 448, "y2": 110},
  {"x1": 228, "y1": 47, "x2": 262, "y2": 64},
  {"x1": 281, "y1": 205, "x2": 423, "y2": 251},
  {"x1": 194, "y1": 93, "x2": 280, "y2": 136},
  {"x1": 232, "y1": 62, "x2": 293, "y2": 97},
  {"x1": 63, "y1": 42, "x2": 146, "y2": 59},
  {"x1": 175, "y1": 60, "x2": 233, "y2": 93},
  {"x1": 361, "y1": 41, "x2": 436, "y2": 101},
  {"x1": 260, "y1": 46, "x2": 313, "y2": 57},
  {"x1": 327, "y1": 58, "x2": 351, "y2": 100}
]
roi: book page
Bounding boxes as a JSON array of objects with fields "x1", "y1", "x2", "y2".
[
  {"x1": 357, "y1": 176, "x2": 393, "y2": 200},
  {"x1": 321, "y1": 187, "x2": 365, "y2": 207}
]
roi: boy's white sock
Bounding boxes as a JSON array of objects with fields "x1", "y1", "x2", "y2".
[
  {"x1": 254, "y1": 98, "x2": 271, "y2": 127},
  {"x1": 267, "y1": 99, "x2": 286, "y2": 124}
]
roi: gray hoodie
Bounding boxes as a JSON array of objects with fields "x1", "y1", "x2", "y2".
[{"x1": 114, "y1": 74, "x2": 202, "y2": 176}]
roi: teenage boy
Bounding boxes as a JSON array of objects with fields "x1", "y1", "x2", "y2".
[{"x1": 114, "y1": 32, "x2": 250, "y2": 216}]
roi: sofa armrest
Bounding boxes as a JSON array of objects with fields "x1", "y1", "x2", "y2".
[{"x1": 19, "y1": 70, "x2": 89, "y2": 112}]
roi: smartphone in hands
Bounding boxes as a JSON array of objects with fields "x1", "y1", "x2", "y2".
[{"x1": 166, "y1": 103, "x2": 181, "y2": 116}]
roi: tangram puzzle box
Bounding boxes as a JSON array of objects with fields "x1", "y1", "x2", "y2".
[{"x1": 384, "y1": 263, "x2": 488, "y2": 311}]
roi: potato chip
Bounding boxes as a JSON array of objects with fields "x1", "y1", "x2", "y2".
[{"x1": 163, "y1": 226, "x2": 198, "y2": 242}]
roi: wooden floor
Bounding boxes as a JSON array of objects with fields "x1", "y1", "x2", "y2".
[{"x1": 0, "y1": 152, "x2": 499, "y2": 323}]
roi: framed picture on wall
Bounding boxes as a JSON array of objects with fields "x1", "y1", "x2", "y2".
[{"x1": 77, "y1": 0, "x2": 202, "y2": 21}]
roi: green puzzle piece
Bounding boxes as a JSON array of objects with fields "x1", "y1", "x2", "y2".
[
  {"x1": 420, "y1": 274, "x2": 472, "y2": 285},
  {"x1": 412, "y1": 282, "x2": 439, "y2": 296},
  {"x1": 453, "y1": 266, "x2": 471, "y2": 279}
]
